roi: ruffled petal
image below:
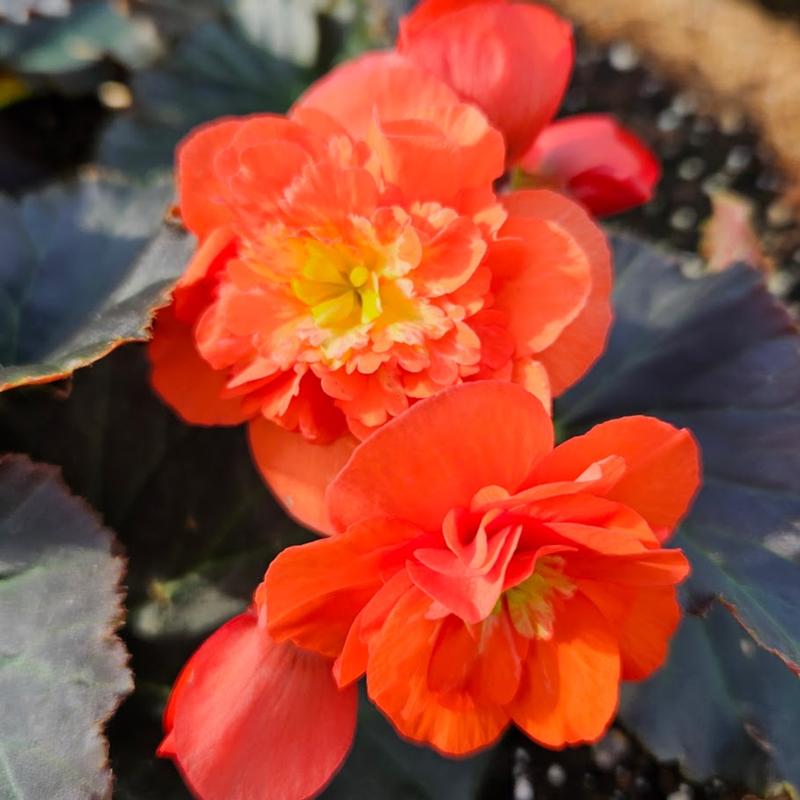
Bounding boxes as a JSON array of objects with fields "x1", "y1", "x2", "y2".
[
  {"x1": 162, "y1": 609, "x2": 357, "y2": 800},
  {"x1": 578, "y1": 580, "x2": 684, "y2": 681},
  {"x1": 149, "y1": 305, "x2": 251, "y2": 426},
  {"x1": 326, "y1": 382, "x2": 553, "y2": 533},
  {"x1": 398, "y1": 3, "x2": 573, "y2": 160},
  {"x1": 501, "y1": 190, "x2": 611, "y2": 395},
  {"x1": 265, "y1": 516, "x2": 423, "y2": 657},
  {"x1": 528, "y1": 416, "x2": 701, "y2": 541},
  {"x1": 292, "y1": 51, "x2": 460, "y2": 141},
  {"x1": 493, "y1": 216, "x2": 592, "y2": 356},
  {"x1": 177, "y1": 117, "x2": 244, "y2": 238},
  {"x1": 511, "y1": 593, "x2": 620, "y2": 747},
  {"x1": 367, "y1": 109, "x2": 504, "y2": 203},
  {"x1": 367, "y1": 586, "x2": 510, "y2": 755}
]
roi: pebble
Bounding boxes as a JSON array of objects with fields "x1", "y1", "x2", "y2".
[
  {"x1": 678, "y1": 156, "x2": 706, "y2": 181},
  {"x1": 670, "y1": 206, "x2": 698, "y2": 231},
  {"x1": 593, "y1": 728, "x2": 631, "y2": 771},
  {"x1": 726, "y1": 145, "x2": 753, "y2": 173},
  {"x1": 547, "y1": 763, "x2": 567, "y2": 788},
  {"x1": 609, "y1": 40, "x2": 640, "y2": 72}
]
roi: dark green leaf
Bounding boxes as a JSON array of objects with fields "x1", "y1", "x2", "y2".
[
  {"x1": 0, "y1": 1, "x2": 159, "y2": 73},
  {"x1": 557, "y1": 234, "x2": 800, "y2": 786},
  {"x1": 97, "y1": 12, "x2": 305, "y2": 173},
  {"x1": 621, "y1": 607, "x2": 800, "y2": 788},
  {"x1": 0, "y1": 454, "x2": 132, "y2": 799},
  {"x1": 0, "y1": 345, "x2": 309, "y2": 796},
  {"x1": 558, "y1": 234, "x2": 800, "y2": 673},
  {"x1": 323, "y1": 692, "x2": 491, "y2": 800},
  {"x1": 0, "y1": 175, "x2": 193, "y2": 391}
]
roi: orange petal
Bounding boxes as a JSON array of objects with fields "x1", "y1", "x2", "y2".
[
  {"x1": 399, "y1": 3, "x2": 573, "y2": 161},
  {"x1": 292, "y1": 51, "x2": 460, "y2": 141},
  {"x1": 367, "y1": 586, "x2": 510, "y2": 755},
  {"x1": 177, "y1": 117, "x2": 244, "y2": 239},
  {"x1": 493, "y1": 216, "x2": 592, "y2": 356},
  {"x1": 578, "y1": 580, "x2": 683, "y2": 681},
  {"x1": 172, "y1": 227, "x2": 236, "y2": 324},
  {"x1": 398, "y1": 0, "x2": 503, "y2": 43},
  {"x1": 326, "y1": 382, "x2": 554, "y2": 533},
  {"x1": 528, "y1": 416, "x2": 701, "y2": 541},
  {"x1": 248, "y1": 417, "x2": 357, "y2": 535},
  {"x1": 148, "y1": 305, "x2": 251, "y2": 426},
  {"x1": 265, "y1": 517, "x2": 423, "y2": 658},
  {"x1": 502, "y1": 189, "x2": 612, "y2": 395},
  {"x1": 165, "y1": 609, "x2": 357, "y2": 800},
  {"x1": 335, "y1": 570, "x2": 414, "y2": 687},
  {"x1": 565, "y1": 548, "x2": 691, "y2": 586},
  {"x1": 367, "y1": 107, "x2": 505, "y2": 203},
  {"x1": 511, "y1": 593, "x2": 620, "y2": 747}
]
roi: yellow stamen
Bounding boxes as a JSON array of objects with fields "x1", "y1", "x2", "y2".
[
  {"x1": 504, "y1": 557, "x2": 575, "y2": 640},
  {"x1": 349, "y1": 266, "x2": 369, "y2": 288},
  {"x1": 310, "y1": 291, "x2": 356, "y2": 327}
]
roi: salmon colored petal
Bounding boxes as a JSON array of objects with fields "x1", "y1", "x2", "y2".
[
  {"x1": 519, "y1": 115, "x2": 661, "y2": 217},
  {"x1": 399, "y1": 3, "x2": 573, "y2": 160},
  {"x1": 512, "y1": 358, "x2": 552, "y2": 413},
  {"x1": 368, "y1": 586, "x2": 510, "y2": 755},
  {"x1": 248, "y1": 417, "x2": 358, "y2": 535},
  {"x1": 501, "y1": 190, "x2": 612, "y2": 394},
  {"x1": 326, "y1": 382, "x2": 554, "y2": 533},
  {"x1": 409, "y1": 522, "x2": 522, "y2": 623},
  {"x1": 565, "y1": 548, "x2": 691, "y2": 586},
  {"x1": 367, "y1": 110, "x2": 505, "y2": 203},
  {"x1": 292, "y1": 51, "x2": 460, "y2": 141},
  {"x1": 398, "y1": 0, "x2": 503, "y2": 43},
  {"x1": 165, "y1": 609, "x2": 357, "y2": 800},
  {"x1": 149, "y1": 305, "x2": 251, "y2": 426},
  {"x1": 177, "y1": 117, "x2": 244, "y2": 238},
  {"x1": 528, "y1": 416, "x2": 701, "y2": 541},
  {"x1": 334, "y1": 570, "x2": 414, "y2": 688},
  {"x1": 512, "y1": 594, "x2": 620, "y2": 747},
  {"x1": 427, "y1": 611, "x2": 526, "y2": 708},
  {"x1": 578, "y1": 580, "x2": 683, "y2": 681},
  {"x1": 493, "y1": 216, "x2": 592, "y2": 356},
  {"x1": 265, "y1": 517, "x2": 423, "y2": 657},
  {"x1": 467, "y1": 610, "x2": 527, "y2": 706},
  {"x1": 172, "y1": 228, "x2": 236, "y2": 324}
]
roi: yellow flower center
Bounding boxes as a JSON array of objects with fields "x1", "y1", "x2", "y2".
[
  {"x1": 290, "y1": 241, "x2": 384, "y2": 328},
  {"x1": 502, "y1": 556, "x2": 575, "y2": 640}
]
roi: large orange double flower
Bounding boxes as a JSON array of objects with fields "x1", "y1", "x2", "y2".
[
  {"x1": 160, "y1": 382, "x2": 700, "y2": 799},
  {"x1": 149, "y1": 53, "x2": 611, "y2": 530}
]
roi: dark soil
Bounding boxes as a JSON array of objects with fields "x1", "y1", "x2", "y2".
[
  {"x1": 479, "y1": 726, "x2": 749, "y2": 800},
  {"x1": 562, "y1": 32, "x2": 800, "y2": 309}
]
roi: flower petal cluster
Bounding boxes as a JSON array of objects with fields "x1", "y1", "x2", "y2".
[
  {"x1": 153, "y1": 3, "x2": 690, "y2": 800},
  {"x1": 149, "y1": 54, "x2": 612, "y2": 530},
  {"x1": 160, "y1": 384, "x2": 699, "y2": 798},
  {"x1": 266, "y1": 382, "x2": 699, "y2": 752}
]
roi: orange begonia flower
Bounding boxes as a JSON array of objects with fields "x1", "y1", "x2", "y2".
[
  {"x1": 263, "y1": 382, "x2": 700, "y2": 757},
  {"x1": 149, "y1": 55, "x2": 612, "y2": 532}
]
